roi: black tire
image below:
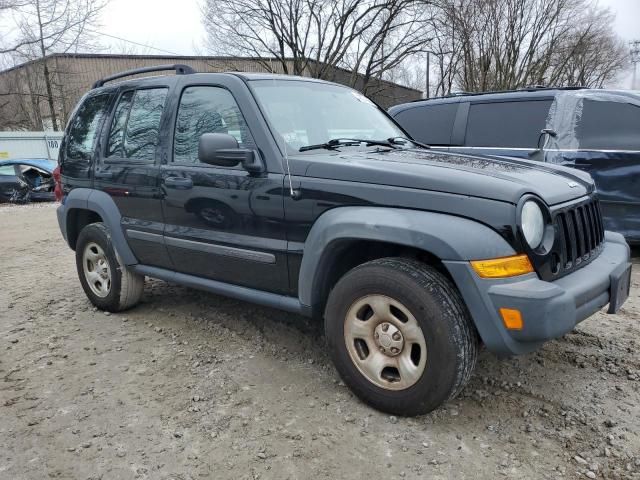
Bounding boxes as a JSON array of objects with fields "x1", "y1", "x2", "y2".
[
  {"x1": 75, "y1": 222, "x2": 144, "y2": 312},
  {"x1": 325, "y1": 257, "x2": 478, "y2": 416}
]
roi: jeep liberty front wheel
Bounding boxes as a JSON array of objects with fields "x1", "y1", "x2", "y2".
[
  {"x1": 325, "y1": 258, "x2": 479, "y2": 416},
  {"x1": 76, "y1": 222, "x2": 144, "y2": 312}
]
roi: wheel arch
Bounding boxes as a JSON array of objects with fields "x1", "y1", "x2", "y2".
[
  {"x1": 60, "y1": 188, "x2": 137, "y2": 265},
  {"x1": 298, "y1": 207, "x2": 517, "y2": 317},
  {"x1": 66, "y1": 207, "x2": 103, "y2": 249}
]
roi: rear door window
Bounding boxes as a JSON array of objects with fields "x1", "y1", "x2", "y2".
[
  {"x1": 393, "y1": 103, "x2": 458, "y2": 145},
  {"x1": 66, "y1": 94, "x2": 111, "y2": 161},
  {"x1": 106, "y1": 88, "x2": 168, "y2": 161},
  {"x1": 577, "y1": 100, "x2": 640, "y2": 150},
  {"x1": 465, "y1": 100, "x2": 552, "y2": 148}
]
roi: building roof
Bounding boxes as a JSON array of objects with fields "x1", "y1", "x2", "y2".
[{"x1": 0, "y1": 53, "x2": 420, "y2": 94}]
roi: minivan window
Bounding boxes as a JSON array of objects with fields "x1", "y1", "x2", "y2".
[
  {"x1": 577, "y1": 100, "x2": 640, "y2": 150},
  {"x1": 106, "y1": 88, "x2": 168, "y2": 160},
  {"x1": 394, "y1": 103, "x2": 457, "y2": 145},
  {"x1": 173, "y1": 86, "x2": 254, "y2": 163},
  {"x1": 465, "y1": 100, "x2": 552, "y2": 148},
  {"x1": 66, "y1": 94, "x2": 111, "y2": 161}
]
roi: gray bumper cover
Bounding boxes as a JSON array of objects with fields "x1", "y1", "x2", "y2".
[
  {"x1": 57, "y1": 202, "x2": 68, "y2": 244},
  {"x1": 445, "y1": 231, "x2": 631, "y2": 356}
]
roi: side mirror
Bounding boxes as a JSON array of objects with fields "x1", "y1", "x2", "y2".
[
  {"x1": 198, "y1": 133, "x2": 264, "y2": 174},
  {"x1": 536, "y1": 128, "x2": 557, "y2": 150},
  {"x1": 530, "y1": 128, "x2": 558, "y2": 162}
]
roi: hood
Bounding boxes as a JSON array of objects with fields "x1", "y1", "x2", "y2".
[{"x1": 293, "y1": 149, "x2": 594, "y2": 205}]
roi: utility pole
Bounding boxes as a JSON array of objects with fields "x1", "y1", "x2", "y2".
[
  {"x1": 425, "y1": 51, "x2": 430, "y2": 99},
  {"x1": 631, "y1": 41, "x2": 640, "y2": 90}
]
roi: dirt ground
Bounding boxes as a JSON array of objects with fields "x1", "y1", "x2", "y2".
[{"x1": 1, "y1": 202, "x2": 639, "y2": 480}]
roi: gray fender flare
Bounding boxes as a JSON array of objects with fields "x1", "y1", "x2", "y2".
[
  {"x1": 297, "y1": 207, "x2": 516, "y2": 309},
  {"x1": 61, "y1": 188, "x2": 138, "y2": 265}
]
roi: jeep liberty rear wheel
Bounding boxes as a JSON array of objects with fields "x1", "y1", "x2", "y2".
[
  {"x1": 325, "y1": 258, "x2": 479, "y2": 416},
  {"x1": 76, "y1": 222, "x2": 144, "y2": 312}
]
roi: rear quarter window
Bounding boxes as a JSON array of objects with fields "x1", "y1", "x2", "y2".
[
  {"x1": 465, "y1": 100, "x2": 552, "y2": 148},
  {"x1": 393, "y1": 103, "x2": 458, "y2": 145},
  {"x1": 66, "y1": 94, "x2": 112, "y2": 161},
  {"x1": 577, "y1": 100, "x2": 640, "y2": 150}
]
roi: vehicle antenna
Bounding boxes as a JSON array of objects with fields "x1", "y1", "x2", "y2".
[
  {"x1": 284, "y1": 131, "x2": 296, "y2": 199},
  {"x1": 274, "y1": 77, "x2": 298, "y2": 199}
]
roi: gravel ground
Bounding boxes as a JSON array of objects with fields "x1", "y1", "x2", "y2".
[{"x1": 1, "y1": 202, "x2": 639, "y2": 480}]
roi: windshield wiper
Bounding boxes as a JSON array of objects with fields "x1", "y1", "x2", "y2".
[
  {"x1": 388, "y1": 136, "x2": 431, "y2": 150},
  {"x1": 299, "y1": 138, "x2": 399, "y2": 152}
]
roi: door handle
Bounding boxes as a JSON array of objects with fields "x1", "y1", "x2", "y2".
[
  {"x1": 94, "y1": 170, "x2": 113, "y2": 179},
  {"x1": 164, "y1": 176, "x2": 193, "y2": 189}
]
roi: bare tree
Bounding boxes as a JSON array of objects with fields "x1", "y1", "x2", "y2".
[
  {"x1": 430, "y1": 0, "x2": 628, "y2": 93},
  {"x1": 545, "y1": 7, "x2": 628, "y2": 87},
  {"x1": 1, "y1": 0, "x2": 105, "y2": 130},
  {"x1": 201, "y1": 0, "x2": 434, "y2": 96}
]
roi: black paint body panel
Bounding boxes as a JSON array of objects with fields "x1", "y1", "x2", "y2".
[{"x1": 58, "y1": 73, "x2": 598, "y2": 299}]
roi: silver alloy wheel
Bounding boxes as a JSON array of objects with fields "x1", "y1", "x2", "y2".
[
  {"x1": 344, "y1": 294, "x2": 427, "y2": 391},
  {"x1": 82, "y1": 242, "x2": 111, "y2": 298}
]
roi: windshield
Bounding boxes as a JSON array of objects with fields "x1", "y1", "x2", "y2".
[{"x1": 250, "y1": 79, "x2": 406, "y2": 152}]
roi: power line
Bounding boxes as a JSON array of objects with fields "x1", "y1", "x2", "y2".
[
  {"x1": 84, "y1": 29, "x2": 185, "y2": 56},
  {"x1": 8, "y1": 7, "x2": 186, "y2": 57}
]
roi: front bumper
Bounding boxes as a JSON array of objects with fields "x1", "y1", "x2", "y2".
[
  {"x1": 30, "y1": 191, "x2": 56, "y2": 201},
  {"x1": 444, "y1": 231, "x2": 631, "y2": 356}
]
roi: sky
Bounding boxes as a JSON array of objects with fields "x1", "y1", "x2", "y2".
[
  {"x1": 99, "y1": 0, "x2": 207, "y2": 57},
  {"x1": 37, "y1": 0, "x2": 640, "y2": 89},
  {"x1": 599, "y1": 0, "x2": 640, "y2": 88}
]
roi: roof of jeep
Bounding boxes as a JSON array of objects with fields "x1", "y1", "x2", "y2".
[
  {"x1": 92, "y1": 70, "x2": 337, "y2": 92},
  {"x1": 389, "y1": 87, "x2": 640, "y2": 114}
]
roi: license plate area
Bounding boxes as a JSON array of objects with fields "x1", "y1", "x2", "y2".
[{"x1": 608, "y1": 262, "x2": 632, "y2": 314}]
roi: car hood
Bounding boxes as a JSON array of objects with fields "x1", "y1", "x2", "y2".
[{"x1": 294, "y1": 149, "x2": 594, "y2": 205}]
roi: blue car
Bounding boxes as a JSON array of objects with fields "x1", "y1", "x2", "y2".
[
  {"x1": 0, "y1": 158, "x2": 57, "y2": 203},
  {"x1": 390, "y1": 87, "x2": 640, "y2": 245}
]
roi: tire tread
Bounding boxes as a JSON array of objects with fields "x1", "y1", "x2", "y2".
[
  {"x1": 325, "y1": 256, "x2": 479, "y2": 415},
  {"x1": 76, "y1": 222, "x2": 144, "y2": 312}
]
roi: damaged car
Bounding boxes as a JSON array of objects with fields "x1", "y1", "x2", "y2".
[
  {"x1": 390, "y1": 88, "x2": 640, "y2": 245},
  {"x1": 0, "y1": 159, "x2": 57, "y2": 203}
]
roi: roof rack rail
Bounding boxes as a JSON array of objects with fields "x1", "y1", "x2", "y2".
[
  {"x1": 411, "y1": 85, "x2": 590, "y2": 102},
  {"x1": 92, "y1": 64, "x2": 196, "y2": 89},
  {"x1": 519, "y1": 85, "x2": 587, "y2": 92}
]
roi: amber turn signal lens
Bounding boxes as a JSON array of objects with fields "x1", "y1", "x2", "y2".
[
  {"x1": 470, "y1": 254, "x2": 534, "y2": 279},
  {"x1": 499, "y1": 308, "x2": 523, "y2": 330}
]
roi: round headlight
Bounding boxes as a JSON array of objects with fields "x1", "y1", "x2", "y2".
[{"x1": 521, "y1": 200, "x2": 544, "y2": 248}]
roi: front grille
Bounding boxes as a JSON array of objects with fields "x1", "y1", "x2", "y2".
[{"x1": 551, "y1": 196, "x2": 604, "y2": 277}]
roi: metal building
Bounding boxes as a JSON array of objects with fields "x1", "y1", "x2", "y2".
[{"x1": 0, "y1": 53, "x2": 422, "y2": 131}]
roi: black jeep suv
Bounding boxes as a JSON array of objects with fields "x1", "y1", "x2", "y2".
[
  {"x1": 389, "y1": 87, "x2": 640, "y2": 245},
  {"x1": 56, "y1": 65, "x2": 632, "y2": 416}
]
